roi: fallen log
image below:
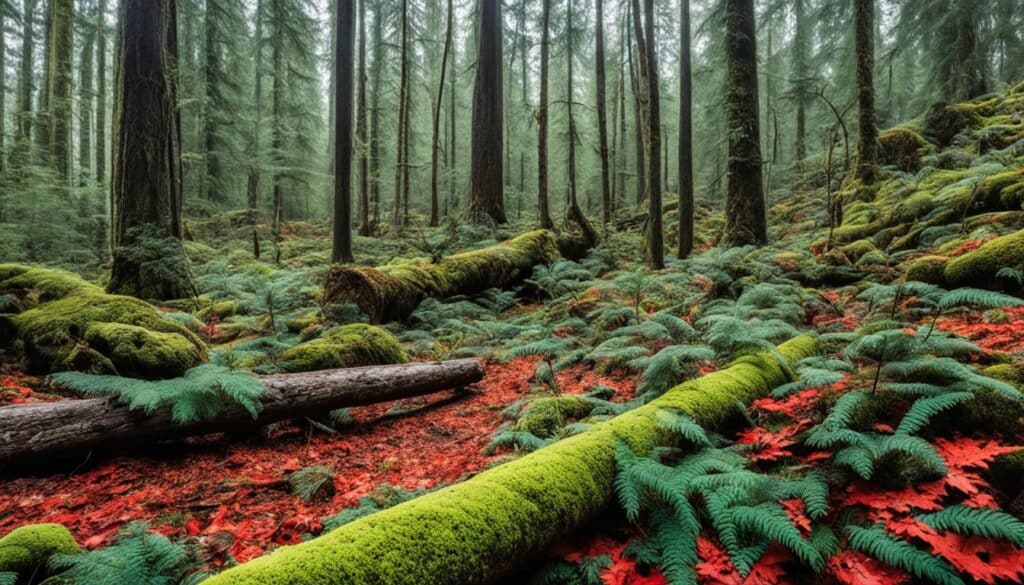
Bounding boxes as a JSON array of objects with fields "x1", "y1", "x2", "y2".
[
  {"x1": 0, "y1": 359, "x2": 483, "y2": 469},
  {"x1": 323, "y1": 230, "x2": 559, "y2": 323},
  {"x1": 204, "y1": 336, "x2": 818, "y2": 585}
]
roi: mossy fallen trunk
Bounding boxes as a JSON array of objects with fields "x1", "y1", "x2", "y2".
[
  {"x1": 277, "y1": 324, "x2": 408, "y2": 372},
  {"x1": 0, "y1": 264, "x2": 206, "y2": 378},
  {"x1": 205, "y1": 336, "x2": 818, "y2": 585},
  {"x1": 323, "y1": 230, "x2": 560, "y2": 323},
  {"x1": 944, "y1": 229, "x2": 1024, "y2": 291}
]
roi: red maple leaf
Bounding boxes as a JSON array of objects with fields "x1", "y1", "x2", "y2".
[{"x1": 828, "y1": 550, "x2": 909, "y2": 585}]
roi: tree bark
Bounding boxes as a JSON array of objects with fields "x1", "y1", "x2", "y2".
[
  {"x1": 722, "y1": 0, "x2": 767, "y2": 247},
  {"x1": 854, "y1": 0, "x2": 878, "y2": 185},
  {"x1": 95, "y1": 0, "x2": 106, "y2": 185},
  {"x1": 632, "y1": 0, "x2": 663, "y2": 268},
  {"x1": 369, "y1": 0, "x2": 383, "y2": 229},
  {"x1": 356, "y1": 0, "x2": 370, "y2": 236},
  {"x1": 677, "y1": 0, "x2": 693, "y2": 259},
  {"x1": 595, "y1": 0, "x2": 611, "y2": 227},
  {"x1": 391, "y1": 0, "x2": 408, "y2": 230},
  {"x1": 792, "y1": 0, "x2": 808, "y2": 166},
  {"x1": 270, "y1": 0, "x2": 284, "y2": 263},
  {"x1": 108, "y1": 0, "x2": 196, "y2": 300},
  {"x1": 536, "y1": 0, "x2": 554, "y2": 230},
  {"x1": 15, "y1": 0, "x2": 34, "y2": 160},
  {"x1": 468, "y1": 0, "x2": 505, "y2": 224},
  {"x1": 564, "y1": 0, "x2": 598, "y2": 248},
  {"x1": 0, "y1": 359, "x2": 484, "y2": 470},
  {"x1": 77, "y1": 3, "x2": 95, "y2": 185},
  {"x1": 47, "y1": 0, "x2": 73, "y2": 189},
  {"x1": 331, "y1": 0, "x2": 355, "y2": 263},
  {"x1": 429, "y1": 0, "x2": 453, "y2": 228}
]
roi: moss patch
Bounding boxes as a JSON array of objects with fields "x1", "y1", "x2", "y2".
[
  {"x1": 0, "y1": 523, "x2": 79, "y2": 577},
  {"x1": 904, "y1": 255, "x2": 949, "y2": 285},
  {"x1": 278, "y1": 324, "x2": 408, "y2": 372},
  {"x1": 944, "y1": 229, "x2": 1024, "y2": 290},
  {"x1": 878, "y1": 127, "x2": 928, "y2": 172},
  {"x1": 203, "y1": 336, "x2": 818, "y2": 585}
]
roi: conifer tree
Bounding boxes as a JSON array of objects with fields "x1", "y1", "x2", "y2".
[
  {"x1": 332, "y1": 0, "x2": 354, "y2": 263},
  {"x1": 854, "y1": 0, "x2": 878, "y2": 184},
  {"x1": 468, "y1": 0, "x2": 505, "y2": 224}
]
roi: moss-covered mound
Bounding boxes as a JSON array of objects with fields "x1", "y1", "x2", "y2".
[
  {"x1": 204, "y1": 336, "x2": 817, "y2": 585},
  {"x1": 904, "y1": 255, "x2": 949, "y2": 285},
  {"x1": 278, "y1": 323, "x2": 408, "y2": 372},
  {"x1": 1, "y1": 264, "x2": 206, "y2": 378},
  {"x1": 323, "y1": 230, "x2": 560, "y2": 323},
  {"x1": 944, "y1": 229, "x2": 1024, "y2": 290},
  {"x1": 878, "y1": 127, "x2": 929, "y2": 172},
  {"x1": 0, "y1": 523, "x2": 79, "y2": 577}
]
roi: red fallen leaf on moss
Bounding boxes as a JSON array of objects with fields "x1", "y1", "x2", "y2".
[{"x1": 828, "y1": 550, "x2": 909, "y2": 585}]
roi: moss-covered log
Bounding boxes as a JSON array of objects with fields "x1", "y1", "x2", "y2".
[
  {"x1": 0, "y1": 359, "x2": 484, "y2": 470},
  {"x1": 323, "y1": 230, "x2": 559, "y2": 323},
  {"x1": 205, "y1": 336, "x2": 817, "y2": 585},
  {"x1": 944, "y1": 229, "x2": 1024, "y2": 291}
]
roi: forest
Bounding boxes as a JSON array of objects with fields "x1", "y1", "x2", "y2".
[{"x1": 2, "y1": 0, "x2": 1024, "y2": 583}]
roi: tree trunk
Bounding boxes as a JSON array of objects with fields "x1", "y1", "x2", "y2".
[
  {"x1": 448, "y1": 36, "x2": 457, "y2": 217},
  {"x1": 595, "y1": 0, "x2": 611, "y2": 227},
  {"x1": 677, "y1": 0, "x2": 693, "y2": 259},
  {"x1": 632, "y1": 0, "x2": 663, "y2": 268},
  {"x1": 34, "y1": 0, "x2": 51, "y2": 161},
  {"x1": 15, "y1": 0, "x2": 34, "y2": 161},
  {"x1": 429, "y1": 0, "x2": 453, "y2": 228},
  {"x1": 0, "y1": 359, "x2": 484, "y2": 470},
  {"x1": 248, "y1": 0, "x2": 263, "y2": 259},
  {"x1": 792, "y1": 0, "x2": 808, "y2": 166},
  {"x1": 77, "y1": 3, "x2": 95, "y2": 185},
  {"x1": 536, "y1": 0, "x2": 554, "y2": 230},
  {"x1": 565, "y1": 0, "x2": 598, "y2": 248},
  {"x1": 95, "y1": 0, "x2": 107, "y2": 185},
  {"x1": 626, "y1": 3, "x2": 644, "y2": 207},
  {"x1": 853, "y1": 0, "x2": 878, "y2": 186},
  {"x1": 369, "y1": 0, "x2": 382, "y2": 230},
  {"x1": 108, "y1": 0, "x2": 196, "y2": 300},
  {"x1": 356, "y1": 0, "x2": 370, "y2": 236},
  {"x1": 47, "y1": 0, "x2": 73, "y2": 189},
  {"x1": 0, "y1": 4, "x2": 5, "y2": 180},
  {"x1": 270, "y1": 0, "x2": 284, "y2": 263},
  {"x1": 332, "y1": 0, "x2": 355, "y2": 263},
  {"x1": 202, "y1": 0, "x2": 225, "y2": 204},
  {"x1": 721, "y1": 0, "x2": 767, "y2": 247},
  {"x1": 468, "y1": 0, "x2": 505, "y2": 224},
  {"x1": 391, "y1": 0, "x2": 408, "y2": 230}
]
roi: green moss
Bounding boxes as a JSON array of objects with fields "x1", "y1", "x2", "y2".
[
  {"x1": 0, "y1": 523, "x2": 79, "y2": 576},
  {"x1": 854, "y1": 249, "x2": 889, "y2": 270},
  {"x1": 878, "y1": 127, "x2": 928, "y2": 172},
  {"x1": 286, "y1": 311, "x2": 322, "y2": 334},
  {"x1": 196, "y1": 300, "x2": 239, "y2": 321},
  {"x1": 944, "y1": 229, "x2": 1024, "y2": 289},
  {"x1": 279, "y1": 323, "x2": 408, "y2": 372},
  {"x1": 323, "y1": 230, "x2": 560, "y2": 323},
  {"x1": 0, "y1": 263, "x2": 101, "y2": 304},
  {"x1": 904, "y1": 255, "x2": 949, "y2": 285},
  {"x1": 1000, "y1": 182, "x2": 1024, "y2": 210},
  {"x1": 838, "y1": 240, "x2": 878, "y2": 263},
  {"x1": 11, "y1": 290, "x2": 206, "y2": 378},
  {"x1": 923, "y1": 102, "x2": 983, "y2": 146},
  {"x1": 512, "y1": 396, "x2": 595, "y2": 438},
  {"x1": 203, "y1": 336, "x2": 818, "y2": 585}
]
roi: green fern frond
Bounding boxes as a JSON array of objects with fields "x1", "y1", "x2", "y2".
[
  {"x1": 288, "y1": 466, "x2": 335, "y2": 501},
  {"x1": 878, "y1": 434, "x2": 947, "y2": 475},
  {"x1": 648, "y1": 312, "x2": 698, "y2": 343},
  {"x1": 937, "y1": 288, "x2": 1024, "y2": 311},
  {"x1": 896, "y1": 392, "x2": 975, "y2": 434},
  {"x1": 731, "y1": 503, "x2": 824, "y2": 572},
  {"x1": 484, "y1": 430, "x2": 553, "y2": 455},
  {"x1": 845, "y1": 524, "x2": 964, "y2": 585},
  {"x1": 655, "y1": 409, "x2": 713, "y2": 448},
  {"x1": 918, "y1": 505, "x2": 1024, "y2": 546},
  {"x1": 832, "y1": 445, "x2": 876, "y2": 479}
]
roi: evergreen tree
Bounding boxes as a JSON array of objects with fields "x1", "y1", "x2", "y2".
[
  {"x1": 468, "y1": 0, "x2": 505, "y2": 224},
  {"x1": 854, "y1": 0, "x2": 878, "y2": 184},
  {"x1": 677, "y1": 0, "x2": 693, "y2": 259},
  {"x1": 332, "y1": 0, "x2": 354, "y2": 263}
]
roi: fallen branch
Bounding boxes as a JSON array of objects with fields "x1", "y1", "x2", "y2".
[
  {"x1": 205, "y1": 336, "x2": 818, "y2": 585},
  {"x1": 0, "y1": 359, "x2": 484, "y2": 470}
]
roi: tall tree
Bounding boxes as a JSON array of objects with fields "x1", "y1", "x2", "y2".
[
  {"x1": 0, "y1": 1, "x2": 6, "y2": 178},
  {"x1": 95, "y1": 0, "x2": 107, "y2": 185},
  {"x1": 564, "y1": 0, "x2": 597, "y2": 245},
  {"x1": 108, "y1": 0, "x2": 196, "y2": 299},
  {"x1": 356, "y1": 0, "x2": 369, "y2": 236},
  {"x1": 429, "y1": 0, "x2": 452, "y2": 227},
  {"x1": 468, "y1": 0, "x2": 505, "y2": 224},
  {"x1": 368, "y1": 0, "x2": 382, "y2": 228},
  {"x1": 853, "y1": 0, "x2": 878, "y2": 184},
  {"x1": 15, "y1": 0, "x2": 34, "y2": 156},
  {"x1": 677, "y1": 0, "x2": 693, "y2": 259},
  {"x1": 721, "y1": 0, "x2": 767, "y2": 246},
  {"x1": 202, "y1": 0, "x2": 245, "y2": 204},
  {"x1": 78, "y1": 0, "x2": 96, "y2": 185},
  {"x1": 47, "y1": 0, "x2": 73, "y2": 187},
  {"x1": 391, "y1": 0, "x2": 408, "y2": 229},
  {"x1": 332, "y1": 0, "x2": 354, "y2": 263},
  {"x1": 595, "y1": 0, "x2": 611, "y2": 226},
  {"x1": 270, "y1": 0, "x2": 283, "y2": 261},
  {"x1": 632, "y1": 0, "x2": 662, "y2": 268},
  {"x1": 792, "y1": 0, "x2": 809, "y2": 166},
  {"x1": 535, "y1": 0, "x2": 553, "y2": 229}
]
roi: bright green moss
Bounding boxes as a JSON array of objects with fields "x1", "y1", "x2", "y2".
[
  {"x1": 323, "y1": 231, "x2": 560, "y2": 322},
  {"x1": 0, "y1": 523, "x2": 79, "y2": 576},
  {"x1": 279, "y1": 323, "x2": 408, "y2": 372},
  {"x1": 878, "y1": 127, "x2": 929, "y2": 172},
  {"x1": 854, "y1": 249, "x2": 889, "y2": 269},
  {"x1": 904, "y1": 255, "x2": 949, "y2": 285},
  {"x1": 0, "y1": 263, "x2": 101, "y2": 304},
  {"x1": 11, "y1": 290, "x2": 207, "y2": 378},
  {"x1": 204, "y1": 336, "x2": 818, "y2": 585},
  {"x1": 196, "y1": 300, "x2": 239, "y2": 321},
  {"x1": 512, "y1": 396, "x2": 595, "y2": 438},
  {"x1": 944, "y1": 229, "x2": 1024, "y2": 289},
  {"x1": 838, "y1": 240, "x2": 878, "y2": 263}
]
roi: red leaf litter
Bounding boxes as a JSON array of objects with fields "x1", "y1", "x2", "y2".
[
  {"x1": 0, "y1": 358, "x2": 632, "y2": 568},
  {"x1": 938, "y1": 306, "x2": 1024, "y2": 353}
]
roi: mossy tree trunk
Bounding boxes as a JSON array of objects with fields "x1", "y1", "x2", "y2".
[
  {"x1": 677, "y1": 0, "x2": 693, "y2": 259},
  {"x1": 429, "y1": 0, "x2": 452, "y2": 229},
  {"x1": 34, "y1": 0, "x2": 51, "y2": 161},
  {"x1": 14, "y1": 0, "x2": 34, "y2": 163},
  {"x1": 331, "y1": 0, "x2": 354, "y2": 264},
  {"x1": 792, "y1": 0, "x2": 808, "y2": 167},
  {"x1": 47, "y1": 0, "x2": 73, "y2": 191},
  {"x1": 390, "y1": 0, "x2": 409, "y2": 230},
  {"x1": 108, "y1": 0, "x2": 196, "y2": 301},
  {"x1": 853, "y1": 0, "x2": 878, "y2": 185},
  {"x1": 95, "y1": 0, "x2": 107, "y2": 186},
  {"x1": 204, "y1": 337, "x2": 817, "y2": 585},
  {"x1": 722, "y1": 0, "x2": 767, "y2": 247},
  {"x1": 595, "y1": 0, "x2": 611, "y2": 227},
  {"x1": 564, "y1": 0, "x2": 599, "y2": 248},
  {"x1": 468, "y1": 0, "x2": 506, "y2": 225},
  {"x1": 77, "y1": 4, "x2": 95, "y2": 186},
  {"x1": 369, "y1": 0, "x2": 383, "y2": 229},
  {"x1": 356, "y1": 0, "x2": 370, "y2": 236},
  {"x1": 536, "y1": 0, "x2": 554, "y2": 230}
]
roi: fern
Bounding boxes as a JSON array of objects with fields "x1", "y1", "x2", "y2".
[
  {"x1": 654, "y1": 409, "x2": 712, "y2": 448},
  {"x1": 51, "y1": 364, "x2": 265, "y2": 424},
  {"x1": 936, "y1": 287, "x2": 1024, "y2": 311},
  {"x1": 48, "y1": 522, "x2": 205, "y2": 585},
  {"x1": 288, "y1": 466, "x2": 335, "y2": 501},
  {"x1": 918, "y1": 505, "x2": 1024, "y2": 546},
  {"x1": 483, "y1": 430, "x2": 553, "y2": 454},
  {"x1": 632, "y1": 345, "x2": 715, "y2": 400},
  {"x1": 845, "y1": 524, "x2": 965, "y2": 585},
  {"x1": 731, "y1": 503, "x2": 824, "y2": 571},
  {"x1": 896, "y1": 391, "x2": 975, "y2": 434}
]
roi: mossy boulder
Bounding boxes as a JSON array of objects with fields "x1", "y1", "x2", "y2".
[
  {"x1": 279, "y1": 323, "x2": 408, "y2": 372},
  {"x1": 512, "y1": 396, "x2": 595, "y2": 438},
  {"x1": 838, "y1": 240, "x2": 878, "y2": 263},
  {"x1": 904, "y1": 255, "x2": 949, "y2": 285},
  {"x1": 922, "y1": 102, "x2": 983, "y2": 147},
  {"x1": 944, "y1": 229, "x2": 1024, "y2": 290},
  {"x1": 0, "y1": 523, "x2": 79, "y2": 577},
  {"x1": 196, "y1": 300, "x2": 239, "y2": 321},
  {"x1": 854, "y1": 249, "x2": 889, "y2": 270},
  {"x1": 2, "y1": 264, "x2": 207, "y2": 378},
  {"x1": 878, "y1": 127, "x2": 928, "y2": 172}
]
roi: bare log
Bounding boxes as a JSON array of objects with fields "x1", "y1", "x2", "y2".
[{"x1": 0, "y1": 359, "x2": 484, "y2": 469}]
